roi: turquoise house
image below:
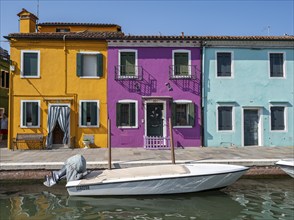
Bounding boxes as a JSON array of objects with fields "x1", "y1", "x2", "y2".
[{"x1": 203, "y1": 36, "x2": 294, "y2": 147}]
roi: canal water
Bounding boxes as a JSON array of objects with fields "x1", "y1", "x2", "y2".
[{"x1": 0, "y1": 178, "x2": 293, "y2": 220}]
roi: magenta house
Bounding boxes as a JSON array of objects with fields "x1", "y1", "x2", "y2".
[{"x1": 107, "y1": 36, "x2": 202, "y2": 148}]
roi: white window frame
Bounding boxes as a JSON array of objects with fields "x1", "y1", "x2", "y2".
[
  {"x1": 79, "y1": 100, "x2": 100, "y2": 128},
  {"x1": 118, "y1": 49, "x2": 138, "y2": 79},
  {"x1": 172, "y1": 49, "x2": 191, "y2": 78},
  {"x1": 268, "y1": 52, "x2": 286, "y2": 79},
  {"x1": 20, "y1": 100, "x2": 41, "y2": 128},
  {"x1": 1, "y1": 70, "x2": 9, "y2": 89},
  {"x1": 117, "y1": 99, "x2": 138, "y2": 129},
  {"x1": 78, "y1": 51, "x2": 102, "y2": 78},
  {"x1": 215, "y1": 51, "x2": 234, "y2": 79},
  {"x1": 269, "y1": 104, "x2": 287, "y2": 132},
  {"x1": 173, "y1": 100, "x2": 193, "y2": 128},
  {"x1": 21, "y1": 50, "x2": 40, "y2": 78},
  {"x1": 216, "y1": 104, "x2": 235, "y2": 132}
]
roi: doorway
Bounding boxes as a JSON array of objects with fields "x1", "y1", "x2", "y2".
[
  {"x1": 146, "y1": 103, "x2": 164, "y2": 137},
  {"x1": 243, "y1": 109, "x2": 260, "y2": 146}
]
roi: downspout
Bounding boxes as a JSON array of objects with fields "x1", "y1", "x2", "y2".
[
  {"x1": 201, "y1": 41, "x2": 206, "y2": 147},
  {"x1": 63, "y1": 34, "x2": 78, "y2": 147},
  {"x1": 7, "y1": 61, "x2": 14, "y2": 149}
]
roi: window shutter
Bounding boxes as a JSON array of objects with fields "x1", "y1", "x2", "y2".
[
  {"x1": 22, "y1": 102, "x2": 26, "y2": 126},
  {"x1": 32, "y1": 102, "x2": 38, "y2": 126},
  {"x1": 90, "y1": 102, "x2": 98, "y2": 126},
  {"x1": 188, "y1": 103, "x2": 195, "y2": 127},
  {"x1": 97, "y1": 54, "x2": 103, "y2": 77},
  {"x1": 172, "y1": 103, "x2": 176, "y2": 126},
  {"x1": 130, "y1": 103, "x2": 136, "y2": 126},
  {"x1": 116, "y1": 103, "x2": 121, "y2": 127},
  {"x1": 76, "y1": 53, "x2": 83, "y2": 76}
]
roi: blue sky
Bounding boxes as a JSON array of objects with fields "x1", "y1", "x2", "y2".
[{"x1": 1, "y1": 0, "x2": 293, "y2": 51}]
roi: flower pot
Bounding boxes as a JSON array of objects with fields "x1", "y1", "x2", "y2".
[{"x1": 83, "y1": 140, "x2": 91, "y2": 148}]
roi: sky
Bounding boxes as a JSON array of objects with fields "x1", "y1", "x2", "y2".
[{"x1": 0, "y1": 0, "x2": 293, "y2": 51}]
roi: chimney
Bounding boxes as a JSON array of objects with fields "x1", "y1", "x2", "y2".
[
  {"x1": 17, "y1": 8, "x2": 38, "y2": 33},
  {"x1": 181, "y1": 32, "x2": 184, "y2": 38}
]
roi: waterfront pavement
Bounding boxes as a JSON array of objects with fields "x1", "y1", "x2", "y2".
[{"x1": 0, "y1": 139, "x2": 293, "y2": 173}]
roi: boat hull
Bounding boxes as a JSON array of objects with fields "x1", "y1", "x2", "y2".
[
  {"x1": 66, "y1": 164, "x2": 248, "y2": 196},
  {"x1": 276, "y1": 159, "x2": 294, "y2": 178}
]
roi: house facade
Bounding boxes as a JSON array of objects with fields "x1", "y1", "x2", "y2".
[
  {"x1": 203, "y1": 36, "x2": 294, "y2": 147},
  {"x1": 107, "y1": 37, "x2": 202, "y2": 148},
  {"x1": 0, "y1": 47, "x2": 10, "y2": 120},
  {"x1": 6, "y1": 9, "x2": 122, "y2": 149}
]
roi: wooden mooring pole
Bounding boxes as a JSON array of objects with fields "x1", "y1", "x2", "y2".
[
  {"x1": 108, "y1": 118, "x2": 112, "y2": 170},
  {"x1": 169, "y1": 118, "x2": 175, "y2": 164}
]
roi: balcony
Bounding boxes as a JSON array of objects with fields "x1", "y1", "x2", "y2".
[
  {"x1": 115, "y1": 65, "x2": 143, "y2": 80},
  {"x1": 169, "y1": 65, "x2": 198, "y2": 80}
]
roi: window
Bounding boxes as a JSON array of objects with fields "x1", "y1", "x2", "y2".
[
  {"x1": 218, "y1": 106, "x2": 233, "y2": 131},
  {"x1": 116, "y1": 100, "x2": 137, "y2": 128},
  {"x1": 270, "y1": 53, "x2": 284, "y2": 77},
  {"x1": 172, "y1": 101, "x2": 194, "y2": 127},
  {"x1": 76, "y1": 52, "x2": 103, "y2": 77},
  {"x1": 5, "y1": 72, "x2": 9, "y2": 88},
  {"x1": 21, "y1": 50, "x2": 40, "y2": 77},
  {"x1": 21, "y1": 100, "x2": 40, "y2": 127},
  {"x1": 217, "y1": 52, "x2": 232, "y2": 77},
  {"x1": 271, "y1": 106, "x2": 285, "y2": 131},
  {"x1": 119, "y1": 50, "x2": 137, "y2": 78},
  {"x1": 1, "y1": 71, "x2": 5, "y2": 88},
  {"x1": 56, "y1": 28, "x2": 70, "y2": 32},
  {"x1": 80, "y1": 101, "x2": 99, "y2": 127},
  {"x1": 173, "y1": 51, "x2": 191, "y2": 77}
]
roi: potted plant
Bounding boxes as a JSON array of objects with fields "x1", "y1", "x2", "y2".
[
  {"x1": 27, "y1": 117, "x2": 33, "y2": 126},
  {"x1": 82, "y1": 139, "x2": 91, "y2": 148}
]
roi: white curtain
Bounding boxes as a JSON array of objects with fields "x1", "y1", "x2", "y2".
[{"x1": 46, "y1": 106, "x2": 70, "y2": 148}]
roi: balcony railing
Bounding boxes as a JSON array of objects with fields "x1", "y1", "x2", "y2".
[
  {"x1": 144, "y1": 136, "x2": 170, "y2": 150},
  {"x1": 169, "y1": 65, "x2": 198, "y2": 80},
  {"x1": 115, "y1": 65, "x2": 143, "y2": 80}
]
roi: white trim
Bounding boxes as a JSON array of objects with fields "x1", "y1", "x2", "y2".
[
  {"x1": 268, "y1": 51, "x2": 286, "y2": 79},
  {"x1": 242, "y1": 107, "x2": 263, "y2": 146},
  {"x1": 79, "y1": 100, "x2": 100, "y2": 128},
  {"x1": 172, "y1": 49, "x2": 191, "y2": 78},
  {"x1": 78, "y1": 51, "x2": 102, "y2": 79},
  {"x1": 144, "y1": 100, "x2": 167, "y2": 138},
  {"x1": 269, "y1": 104, "x2": 287, "y2": 132},
  {"x1": 173, "y1": 99, "x2": 193, "y2": 128},
  {"x1": 20, "y1": 50, "x2": 40, "y2": 78},
  {"x1": 20, "y1": 100, "x2": 41, "y2": 128},
  {"x1": 118, "y1": 49, "x2": 138, "y2": 78},
  {"x1": 48, "y1": 103, "x2": 71, "y2": 145},
  {"x1": 215, "y1": 51, "x2": 234, "y2": 79},
  {"x1": 216, "y1": 104, "x2": 235, "y2": 132},
  {"x1": 117, "y1": 99, "x2": 138, "y2": 129}
]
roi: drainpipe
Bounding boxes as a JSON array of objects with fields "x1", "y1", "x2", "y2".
[
  {"x1": 201, "y1": 41, "x2": 206, "y2": 147},
  {"x1": 7, "y1": 62, "x2": 14, "y2": 149},
  {"x1": 63, "y1": 34, "x2": 78, "y2": 147}
]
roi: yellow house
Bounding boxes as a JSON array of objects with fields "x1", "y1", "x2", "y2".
[{"x1": 5, "y1": 9, "x2": 123, "y2": 149}]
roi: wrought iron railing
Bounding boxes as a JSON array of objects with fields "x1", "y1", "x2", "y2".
[
  {"x1": 115, "y1": 65, "x2": 143, "y2": 80},
  {"x1": 169, "y1": 65, "x2": 198, "y2": 80},
  {"x1": 144, "y1": 136, "x2": 170, "y2": 149}
]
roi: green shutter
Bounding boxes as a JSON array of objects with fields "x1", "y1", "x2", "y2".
[
  {"x1": 171, "y1": 103, "x2": 176, "y2": 126},
  {"x1": 22, "y1": 102, "x2": 26, "y2": 126},
  {"x1": 97, "y1": 54, "x2": 103, "y2": 77},
  {"x1": 130, "y1": 103, "x2": 136, "y2": 126},
  {"x1": 188, "y1": 103, "x2": 195, "y2": 127},
  {"x1": 76, "y1": 53, "x2": 83, "y2": 76},
  {"x1": 32, "y1": 102, "x2": 38, "y2": 126},
  {"x1": 116, "y1": 103, "x2": 121, "y2": 127}
]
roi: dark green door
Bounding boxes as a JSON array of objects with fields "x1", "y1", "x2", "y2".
[
  {"x1": 244, "y1": 110, "x2": 259, "y2": 146},
  {"x1": 147, "y1": 103, "x2": 163, "y2": 137}
]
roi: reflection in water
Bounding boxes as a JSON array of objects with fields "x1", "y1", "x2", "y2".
[{"x1": 0, "y1": 179, "x2": 293, "y2": 220}]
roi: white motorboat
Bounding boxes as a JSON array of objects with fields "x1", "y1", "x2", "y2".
[
  {"x1": 66, "y1": 163, "x2": 249, "y2": 196},
  {"x1": 276, "y1": 159, "x2": 294, "y2": 178}
]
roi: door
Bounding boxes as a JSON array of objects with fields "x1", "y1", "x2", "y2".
[
  {"x1": 52, "y1": 122, "x2": 64, "y2": 144},
  {"x1": 244, "y1": 110, "x2": 259, "y2": 146},
  {"x1": 147, "y1": 103, "x2": 163, "y2": 137}
]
